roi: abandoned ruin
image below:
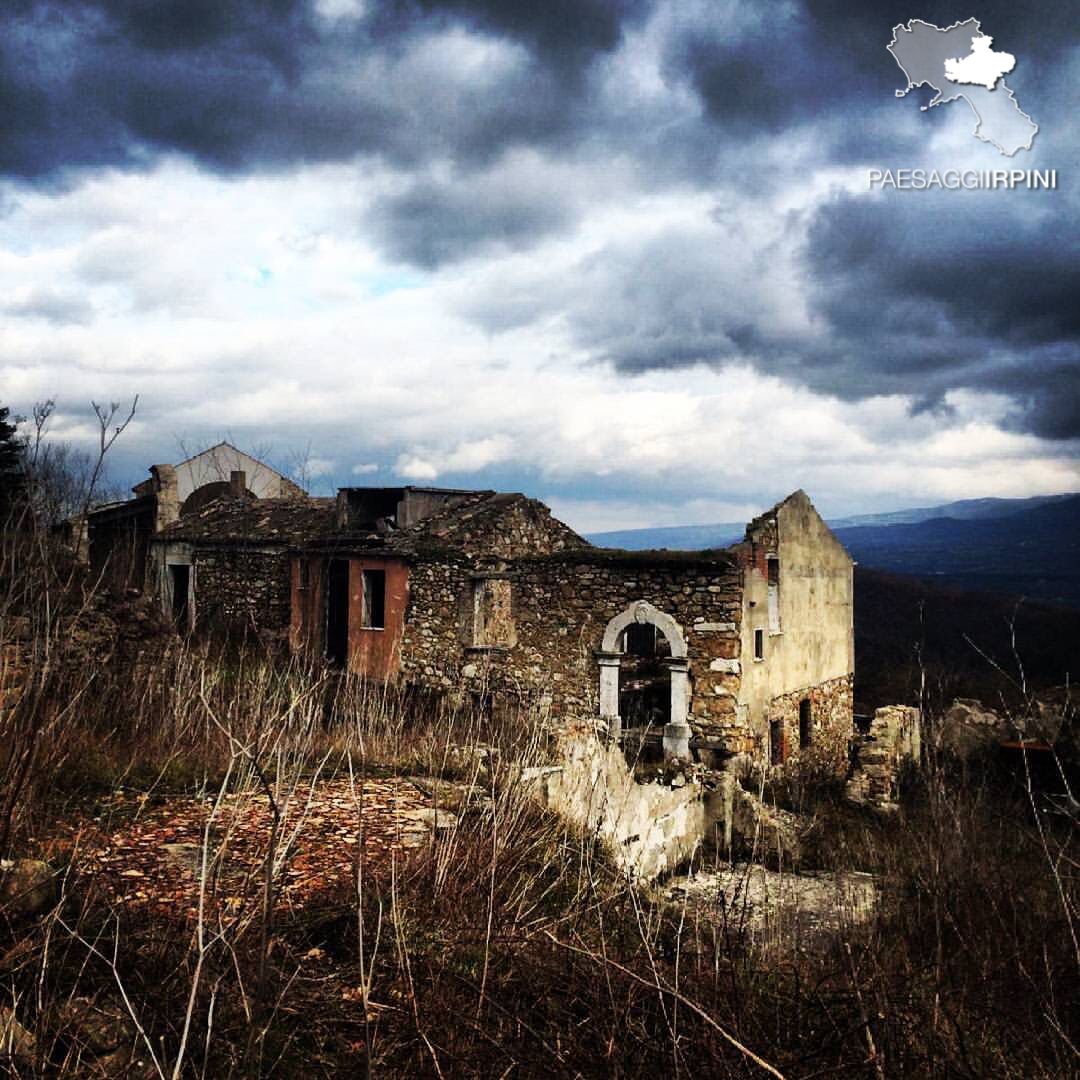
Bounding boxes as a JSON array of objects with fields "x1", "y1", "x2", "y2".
[
  {"x1": 87, "y1": 444, "x2": 879, "y2": 876},
  {"x1": 89, "y1": 443, "x2": 854, "y2": 769}
]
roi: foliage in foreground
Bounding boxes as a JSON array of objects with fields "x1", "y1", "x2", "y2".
[{"x1": 1, "y1": 534, "x2": 1077, "y2": 1077}]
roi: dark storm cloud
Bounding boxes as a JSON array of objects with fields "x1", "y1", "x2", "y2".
[
  {"x1": 376, "y1": 0, "x2": 650, "y2": 69},
  {"x1": 801, "y1": 191, "x2": 1080, "y2": 439},
  {"x1": 5, "y1": 0, "x2": 1068, "y2": 186},
  {"x1": 5, "y1": 0, "x2": 1077, "y2": 444},
  {"x1": 1, "y1": 0, "x2": 323, "y2": 178},
  {"x1": 0, "y1": 0, "x2": 647, "y2": 182},
  {"x1": 529, "y1": 182, "x2": 1080, "y2": 441},
  {"x1": 367, "y1": 171, "x2": 580, "y2": 268},
  {"x1": 669, "y1": 1, "x2": 1075, "y2": 138}
]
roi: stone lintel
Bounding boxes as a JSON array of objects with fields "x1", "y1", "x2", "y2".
[{"x1": 708, "y1": 657, "x2": 741, "y2": 674}]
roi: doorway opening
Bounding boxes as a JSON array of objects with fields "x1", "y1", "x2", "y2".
[
  {"x1": 325, "y1": 558, "x2": 350, "y2": 667},
  {"x1": 618, "y1": 624, "x2": 672, "y2": 765},
  {"x1": 169, "y1": 564, "x2": 190, "y2": 632}
]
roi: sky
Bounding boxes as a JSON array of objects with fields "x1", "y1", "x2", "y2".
[{"x1": 2, "y1": 0, "x2": 1078, "y2": 532}]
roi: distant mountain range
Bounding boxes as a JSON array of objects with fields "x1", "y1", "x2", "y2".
[{"x1": 586, "y1": 493, "x2": 1080, "y2": 609}]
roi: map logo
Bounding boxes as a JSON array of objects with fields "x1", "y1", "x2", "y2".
[{"x1": 889, "y1": 18, "x2": 1037, "y2": 156}]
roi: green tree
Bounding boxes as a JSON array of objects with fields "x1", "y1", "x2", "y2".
[{"x1": 0, "y1": 404, "x2": 25, "y2": 524}]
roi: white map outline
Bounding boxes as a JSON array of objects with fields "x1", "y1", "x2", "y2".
[{"x1": 888, "y1": 18, "x2": 1038, "y2": 156}]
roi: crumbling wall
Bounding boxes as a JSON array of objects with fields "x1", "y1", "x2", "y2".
[
  {"x1": 398, "y1": 550, "x2": 751, "y2": 751},
  {"x1": 705, "y1": 773, "x2": 804, "y2": 863},
  {"x1": 509, "y1": 554, "x2": 747, "y2": 749},
  {"x1": 530, "y1": 727, "x2": 810, "y2": 880},
  {"x1": 846, "y1": 705, "x2": 921, "y2": 809},
  {"x1": 394, "y1": 550, "x2": 753, "y2": 752},
  {"x1": 192, "y1": 548, "x2": 292, "y2": 642},
  {"x1": 530, "y1": 726, "x2": 706, "y2": 881},
  {"x1": 766, "y1": 674, "x2": 853, "y2": 776}
]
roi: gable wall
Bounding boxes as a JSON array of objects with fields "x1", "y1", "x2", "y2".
[
  {"x1": 736, "y1": 492, "x2": 854, "y2": 769},
  {"x1": 173, "y1": 446, "x2": 303, "y2": 503}
]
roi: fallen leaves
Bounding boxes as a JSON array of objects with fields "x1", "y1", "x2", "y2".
[{"x1": 65, "y1": 776, "x2": 454, "y2": 921}]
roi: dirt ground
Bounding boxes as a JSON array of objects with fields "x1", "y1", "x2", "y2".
[
  {"x1": 48, "y1": 776, "x2": 463, "y2": 920},
  {"x1": 662, "y1": 863, "x2": 879, "y2": 943}
]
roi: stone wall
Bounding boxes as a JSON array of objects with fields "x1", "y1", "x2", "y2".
[
  {"x1": 420, "y1": 495, "x2": 586, "y2": 559},
  {"x1": 192, "y1": 547, "x2": 292, "y2": 642},
  {"x1": 397, "y1": 550, "x2": 754, "y2": 753},
  {"x1": 766, "y1": 674, "x2": 853, "y2": 776},
  {"x1": 398, "y1": 554, "x2": 473, "y2": 689},
  {"x1": 846, "y1": 705, "x2": 921, "y2": 809}
]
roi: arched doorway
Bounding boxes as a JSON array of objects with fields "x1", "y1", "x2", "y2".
[
  {"x1": 619, "y1": 620, "x2": 673, "y2": 731},
  {"x1": 597, "y1": 601, "x2": 692, "y2": 759}
]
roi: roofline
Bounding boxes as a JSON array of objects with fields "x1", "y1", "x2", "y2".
[
  {"x1": 335, "y1": 484, "x2": 497, "y2": 496},
  {"x1": 86, "y1": 494, "x2": 156, "y2": 521}
]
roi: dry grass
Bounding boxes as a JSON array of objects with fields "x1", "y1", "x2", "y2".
[{"x1": 1, "y1": 530, "x2": 1078, "y2": 1077}]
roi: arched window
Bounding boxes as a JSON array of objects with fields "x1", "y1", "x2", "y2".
[{"x1": 598, "y1": 602, "x2": 690, "y2": 752}]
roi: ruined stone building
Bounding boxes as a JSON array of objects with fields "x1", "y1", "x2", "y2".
[
  {"x1": 91, "y1": 459, "x2": 854, "y2": 773},
  {"x1": 86, "y1": 443, "x2": 305, "y2": 596}
]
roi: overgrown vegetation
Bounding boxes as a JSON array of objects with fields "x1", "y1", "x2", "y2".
[
  {"x1": 855, "y1": 566, "x2": 1080, "y2": 714},
  {"x1": 2, "y1": 497, "x2": 1078, "y2": 1076}
]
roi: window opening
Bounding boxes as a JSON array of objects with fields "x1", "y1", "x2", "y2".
[
  {"x1": 799, "y1": 699, "x2": 812, "y2": 748},
  {"x1": 619, "y1": 624, "x2": 672, "y2": 735},
  {"x1": 754, "y1": 628, "x2": 765, "y2": 660},
  {"x1": 361, "y1": 569, "x2": 386, "y2": 629},
  {"x1": 767, "y1": 556, "x2": 780, "y2": 632},
  {"x1": 472, "y1": 578, "x2": 514, "y2": 646}
]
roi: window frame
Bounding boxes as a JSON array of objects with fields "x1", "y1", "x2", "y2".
[{"x1": 360, "y1": 567, "x2": 386, "y2": 630}]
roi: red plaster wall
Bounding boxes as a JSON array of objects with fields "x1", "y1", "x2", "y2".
[
  {"x1": 289, "y1": 555, "x2": 324, "y2": 655},
  {"x1": 289, "y1": 554, "x2": 407, "y2": 677},
  {"x1": 346, "y1": 557, "x2": 408, "y2": 679}
]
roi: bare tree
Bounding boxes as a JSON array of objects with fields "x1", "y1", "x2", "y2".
[{"x1": 74, "y1": 396, "x2": 139, "y2": 559}]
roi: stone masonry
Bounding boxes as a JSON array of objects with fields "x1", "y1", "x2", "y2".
[{"x1": 102, "y1": 469, "x2": 857, "y2": 776}]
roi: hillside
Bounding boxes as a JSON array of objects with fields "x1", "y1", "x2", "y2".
[
  {"x1": 585, "y1": 492, "x2": 1077, "y2": 551},
  {"x1": 854, "y1": 566, "x2": 1080, "y2": 714},
  {"x1": 588, "y1": 493, "x2": 1080, "y2": 609},
  {"x1": 835, "y1": 495, "x2": 1080, "y2": 609}
]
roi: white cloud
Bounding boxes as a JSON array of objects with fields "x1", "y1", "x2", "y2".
[
  {"x1": 306, "y1": 458, "x2": 336, "y2": 478},
  {"x1": 395, "y1": 455, "x2": 439, "y2": 481},
  {"x1": 1, "y1": 155, "x2": 1075, "y2": 537}
]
